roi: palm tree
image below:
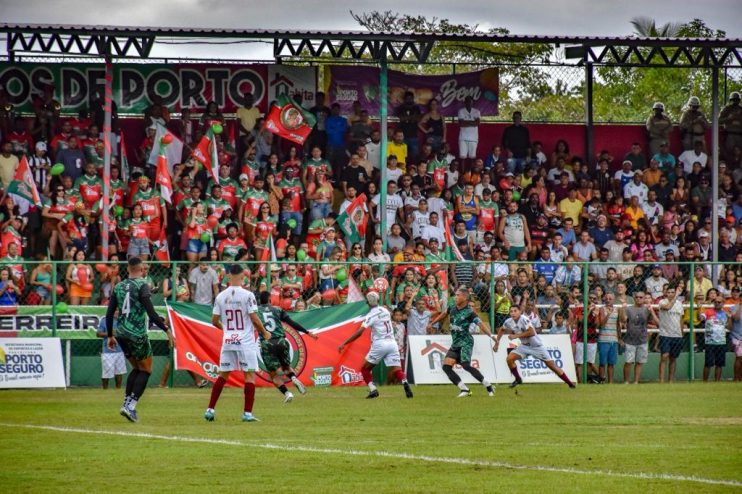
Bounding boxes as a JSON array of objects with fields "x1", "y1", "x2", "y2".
[{"x1": 630, "y1": 16, "x2": 682, "y2": 37}]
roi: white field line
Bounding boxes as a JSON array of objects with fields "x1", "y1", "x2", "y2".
[{"x1": 1, "y1": 422, "x2": 740, "y2": 488}]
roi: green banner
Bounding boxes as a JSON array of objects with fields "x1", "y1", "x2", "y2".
[{"x1": 0, "y1": 306, "x2": 168, "y2": 339}]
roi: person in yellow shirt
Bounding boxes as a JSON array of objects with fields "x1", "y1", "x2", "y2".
[
  {"x1": 643, "y1": 159, "x2": 662, "y2": 188},
  {"x1": 236, "y1": 92, "x2": 261, "y2": 137},
  {"x1": 558, "y1": 188, "x2": 584, "y2": 227},
  {"x1": 387, "y1": 129, "x2": 408, "y2": 170},
  {"x1": 624, "y1": 195, "x2": 646, "y2": 229}
]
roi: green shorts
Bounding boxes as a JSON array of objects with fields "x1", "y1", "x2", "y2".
[
  {"x1": 116, "y1": 334, "x2": 152, "y2": 361},
  {"x1": 260, "y1": 338, "x2": 291, "y2": 373},
  {"x1": 445, "y1": 342, "x2": 473, "y2": 364}
]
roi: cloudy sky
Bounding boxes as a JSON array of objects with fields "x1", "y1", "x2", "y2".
[{"x1": 3, "y1": 0, "x2": 741, "y2": 60}]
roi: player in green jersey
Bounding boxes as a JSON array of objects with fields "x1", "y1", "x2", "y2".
[
  {"x1": 106, "y1": 257, "x2": 172, "y2": 422},
  {"x1": 429, "y1": 287, "x2": 496, "y2": 397},
  {"x1": 257, "y1": 291, "x2": 318, "y2": 403}
]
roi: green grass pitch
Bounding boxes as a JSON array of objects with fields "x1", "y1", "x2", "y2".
[{"x1": 1, "y1": 383, "x2": 740, "y2": 493}]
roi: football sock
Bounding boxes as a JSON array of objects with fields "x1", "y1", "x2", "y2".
[
  {"x1": 244, "y1": 383, "x2": 256, "y2": 413},
  {"x1": 208, "y1": 377, "x2": 226, "y2": 409},
  {"x1": 442, "y1": 364, "x2": 461, "y2": 385},
  {"x1": 278, "y1": 384, "x2": 289, "y2": 395},
  {"x1": 462, "y1": 363, "x2": 485, "y2": 383},
  {"x1": 481, "y1": 379, "x2": 492, "y2": 388},
  {"x1": 131, "y1": 371, "x2": 150, "y2": 401},
  {"x1": 393, "y1": 369, "x2": 408, "y2": 384},
  {"x1": 125, "y1": 369, "x2": 140, "y2": 396},
  {"x1": 287, "y1": 372, "x2": 296, "y2": 379},
  {"x1": 361, "y1": 367, "x2": 373, "y2": 384},
  {"x1": 558, "y1": 371, "x2": 574, "y2": 386},
  {"x1": 509, "y1": 365, "x2": 522, "y2": 381}
]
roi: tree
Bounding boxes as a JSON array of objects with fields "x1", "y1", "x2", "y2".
[
  {"x1": 630, "y1": 16, "x2": 682, "y2": 37},
  {"x1": 593, "y1": 18, "x2": 727, "y2": 123},
  {"x1": 349, "y1": 10, "x2": 554, "y2": 119}
]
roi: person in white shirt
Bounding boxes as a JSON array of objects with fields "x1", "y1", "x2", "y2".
[
  {"x1": 410, "y1": 198, "x2": 430, "y2": 238},
  {"x1": 420, "y1": 212, "x2": 445, "y2": 248},
  {"x1": 338, "y1": 291, "x2": 413, "y2": 399},
  {"x1": 371, "y1": 180, "x2": 404, "y2": 235},
  {"x1": 572, "y1": 231, "x2": 597, "y2": 262},
  {"x1": 205, "y1": 264, "x2": 271, "y2": 423},
  {"x1": 641, "y1": 190, "x2": 664, "y2": 225},
  {"x1": 457, "y1": 96, "x2": 481, "y2": 166},
  {"x1": 655, "y1": 285, "x2": 685, "y2": 383},
  {"x1": 678, "y1": 140, "x2": 708, "y2": 174},
  {"x1": 494, "y1": 305, "x2": 575, "y2": 388},
  {"x1": 406, "y1": 297, "x2": 432, "y2": 336},
  {"x1": 644, "y1": 265, "x2": 669, "y2": 300},
  {"x1": 623, "y1": 171, "x2": 649, "y2": 201},
  {"x1": 365, "y1": 130, "x2": 382, "y2": 171}
]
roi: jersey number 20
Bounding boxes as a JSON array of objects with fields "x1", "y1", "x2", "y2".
[{"x1": 225, "y1": 310, "x2": 245, "y2": 331}]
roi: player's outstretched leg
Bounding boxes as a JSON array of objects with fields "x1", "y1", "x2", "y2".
[
  {"x1": 361, "y1": 365, "x2": 379, "y2": 398},
  {"x1": 545, "y1": 360, "x2": 576, "y2": 388},
  {"x1": 205, "y1": 374, "x2": 227, "y2": 421},
  {"x1": 506, "y1": 354, "x2": 524, "y2": 388},
  {"x1": 271, "y1": 372, "x2": 294, "y2": 404},
  {"x1": 286, "y1": 371, "x2": 306, "y2": 395},
  {"x1": 461, "y1": 363, "x2": 495, "y2": 397},
  {"x1": 390, "y1": 367, "x2": 413, "y2": 398},
  {"x1": 442, "y1": 363, "x2": 470, "y2": 397}
]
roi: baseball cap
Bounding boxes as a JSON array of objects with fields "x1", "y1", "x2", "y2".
[
  {"x1": 698, "y1": 230, "x2": 710, "y2": 238},
  {"x1": 622, "y1": 160, "x2": 632, "y2": 166},
  {"x1": 665, "y1": 249, "x2": 675, "y2": 255},
  {"x1": 239, "y1": 173, "x2": 249, "y2": 181},
  {"x1": 35, "y1": 141, "x2": 47, "y2": 151},
  {"x1": 634, "y1": 169, "x2": 643, "y2": 175},
  {"x1": 504, "y1": 172, "x2": 514, "y2": 177}
]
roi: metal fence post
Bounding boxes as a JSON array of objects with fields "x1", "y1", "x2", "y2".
[
  {"x1": 489, "y1": 261, "x2": 495, "y2": 331},
  {"x1": 168, "y1": 261, "x2": 177, "y2": 388},
  {"x1": 688, "y1": 261, "x2": 695, "y2": 381},
  {"x1": 582, "y1": 261, "x2": 589, "y2": 384},
  {"x1": 51, "y1": 262, "x2": 58, "y2": 337}
]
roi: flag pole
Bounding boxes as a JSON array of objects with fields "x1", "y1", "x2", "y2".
[
  {"x1": 379, "y1": 58, "x2": 389, "y2": 252},
  {"x1": 101, "y1": 55, "x2": 113, "y2": 262}
]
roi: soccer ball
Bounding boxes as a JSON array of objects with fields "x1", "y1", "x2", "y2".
[{"x1": 373, "y1": 277, "x2": 389, "y2": 293}]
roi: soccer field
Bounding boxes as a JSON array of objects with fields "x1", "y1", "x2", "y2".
[{"x1": 1, "y1": 384, "x2": 740, "y2": 493}]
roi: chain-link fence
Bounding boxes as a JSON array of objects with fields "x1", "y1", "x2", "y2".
[{"x1": 1, "y1": 260, "x2": 739, "y2": 387}]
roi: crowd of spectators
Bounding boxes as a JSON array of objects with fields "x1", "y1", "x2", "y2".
[{"x1": 0, "y1": 85, "x2": 742, "y2": 381}]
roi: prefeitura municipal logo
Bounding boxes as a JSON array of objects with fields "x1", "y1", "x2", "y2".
[{"x1": 256, "y1": 325, "x2": 308, "y2": 384}]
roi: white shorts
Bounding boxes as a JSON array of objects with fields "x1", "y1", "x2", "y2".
[
  {"x1": 624, "y1": 343, "x2": 648, "y2": 364},
  {"x1": 220, "y1": 348, "x2": 259, "y2": 372},
  {"x1": 574, "y1": 342, "x2": 597, "y2": 364},
  {"x1": 365, "y1": 339, "x2": 401, "y2": 367},
  {"x1": 513, "y1": 344, "x2": 552, "y2": 361},
  {"x1": 101, "y1": 352, "x2": 127, "y2": 379},
  {"x1": 458, "y1": 140, "x2": 478, "y2": 159}
]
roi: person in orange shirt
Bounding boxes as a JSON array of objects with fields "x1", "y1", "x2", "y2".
[
  {"x1": 624, "y1": 195, "x2": 646, "y2": 229},
  {"x1": 643, "y1": 159, "x2": 662, "y2": 188}
]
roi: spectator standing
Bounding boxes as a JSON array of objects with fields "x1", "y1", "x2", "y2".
[
  {"x1": 719, "y1": 92, "x2": 742, "y2": 159},
  {"x1": 656, "y1": 285, "x2": 684, "y2": 383},
  {"x1": 457, "y1": 96, "x2": 480, "y2": 172},
  {"x1": 621, "y1": 292, "x2": 659, "y2": 384},
  {"x1": 325, "y1": 103, "x2": 348, "y2": 176},
  {"x1": 189, "y1": 261, "x2": 219, "y2": 305},
  {"x1": 498, "y1": 201, "x2": 531, "y2": 261},
  {"x1": 700, "y1": 292, "x2": 731, "y2": 382},
  {"x1": 418, "y1": 99, "x2": 446, "y2": 152},
  {"x1": 501, "y1": 111, "x2": 530, "y2": 174},
  {"x1": 0, "y1": 141, "x2": 19, "y2": 188},
  {"x1": 623, "y1": 142, "x2": 646, "y2": 171},
  {"x1": 96, "y1": 317, "x2": 126, "y2": 389},
  {"x1": 598, "y1": 292, "x2": 620, "y2": 383},
  {"x1": 395, "y1": 91, "x2": 422, "y2": 162}
]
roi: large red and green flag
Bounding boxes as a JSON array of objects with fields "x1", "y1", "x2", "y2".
[
  {"x1": 442, "y1": 209, "x2": 465, "y2": 261},
  {"x1": 168, "y1": 300, "x2": 370, "y2": 388},
  {"x1": 155, "y1": 141, "x2": 173, "y2": 204},
  {"x1": 192, "y1": 128, "x2": 220, "y2": 182},
  {"x1": 148, "y1": 123, "x2": 183, "y2": 172},
  {"x1": 263, "y1": 94, "x2": 316, "y2": 145},
  {"x1": 7, "y1": 156, "x2": 42, "y2": 207},
  {"x1": 336, "y1": 193, "x2": 368, "y2": 245}
]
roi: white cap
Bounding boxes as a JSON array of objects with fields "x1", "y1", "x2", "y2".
[
  {"x1": 688, "y1": 96, "x2": 701, "y2": 106},
  {"x1": 35, "y1": 141, "x2": 47, "y2": 151},
  {"x1": 731, "y1": 92, "x2": 741, "y2": 101},
  {"x1": 652, "y1": 102, "x2": 664, "y2": 110}
]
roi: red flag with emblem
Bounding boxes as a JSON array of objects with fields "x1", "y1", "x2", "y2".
[{"x1": 155, "y1": 143, "x2": 173, "y2": 204}]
